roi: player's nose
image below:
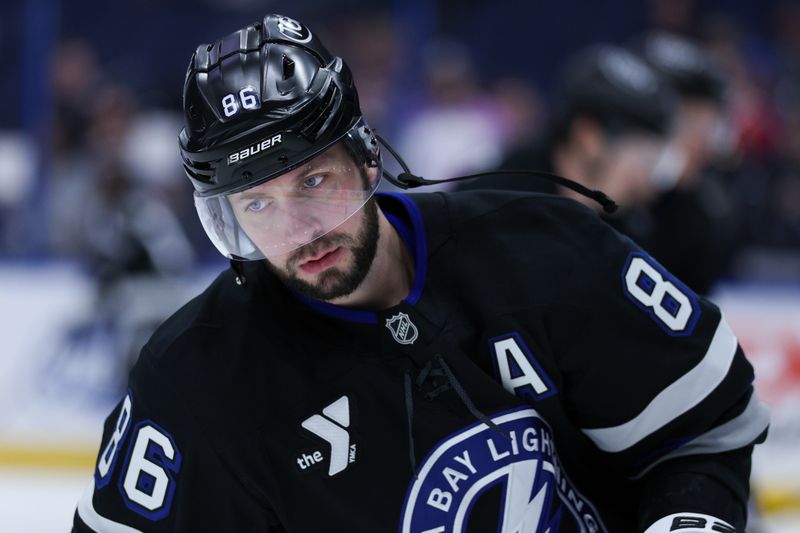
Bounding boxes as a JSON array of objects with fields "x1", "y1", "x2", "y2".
[{"x1": 282, "y1": 202, "x2": 323, "y2": 246}]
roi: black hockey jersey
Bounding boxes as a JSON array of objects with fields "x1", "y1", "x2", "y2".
[{"x1": 73, "y1": 191, "x2": 769, "y2": 532}]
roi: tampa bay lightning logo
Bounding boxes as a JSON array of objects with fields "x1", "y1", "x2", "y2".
[{"x1": 400, "y1": 407, "x2": 607, "y2": 533}]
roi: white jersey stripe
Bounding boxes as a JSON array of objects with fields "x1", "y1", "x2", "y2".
[
  {"x1": 631, "y1": 392, "x2": 770, "y2": 479},
  {"x1": 77, "y1": 477, "x2": 143, "y2": 533},
  {"x1": 581, "y1": 315, "x2": 738, "y2": 453}
]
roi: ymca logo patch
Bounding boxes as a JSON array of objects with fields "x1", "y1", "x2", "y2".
[
  {"x1": 400, "y1": 407, "x2": 607, "y2": 533},
  {"x1": 385, "y1": 312, "x2": 418, "y2": 345},
  {"x1": 297, "y1": 396, "x2": 357, "y2": 476}
]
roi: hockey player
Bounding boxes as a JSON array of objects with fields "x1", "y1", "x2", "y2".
[
  {"x1": 457, "y1": 45, "x2": 678, "y2": 211},
  {"x1": 632, "y1": 32, "x2": 743, "y2": 294},
  {"x1": 73, "y1": 14, "x2": 769, "y2": 532}
]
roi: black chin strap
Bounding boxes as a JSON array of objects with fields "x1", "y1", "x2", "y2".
[{"x1": 376, "y1": 134, "x2": 619, "y2": 215}]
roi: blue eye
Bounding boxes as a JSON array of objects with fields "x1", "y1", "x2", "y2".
[
  {"x1": 303, "y1": 175, "x2": 325, "y2": 188},
  {"x1": 246, "y1": 198, "x2": 271, "y2": 212}
]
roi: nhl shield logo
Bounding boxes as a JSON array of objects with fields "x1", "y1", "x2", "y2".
[{"x1": 385, "y1": 312, "x2": 418, "y2": 345}]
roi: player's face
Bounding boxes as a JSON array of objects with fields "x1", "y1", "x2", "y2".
[
  {"x1": 264, "y1": 196, "x2": 379, "y2": 301},
  {"x1": 593, "y1": 133, "x2": 667, "y2": 207},
  {"x1": 230, "y1": 144, "x2": 380, "y2": 301},
  {"x1": 670, "y1": 99, "x2": 728, "y2": 185},
  {"x1": 229, "y1": 143, "x2": 378, "y2": 258}
]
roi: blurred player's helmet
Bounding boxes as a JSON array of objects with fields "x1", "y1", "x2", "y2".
[
  {"x1": 550, "y1": 45, "x2": 683, "y2": 192},
  {"x1": 551, "y1": 45, "x2": 677, "y2": 140},
  {"x1": 636, "y1": 33, "x2": 733, "y2": 181},
  {"x1": 179, "y1": 14, "x2": 381, "y2": 259},
  {"x1": 637, "y1": 32, "x2": 727, "y2": 104}
]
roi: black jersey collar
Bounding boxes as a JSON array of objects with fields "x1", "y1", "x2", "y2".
[{"x1": 290, "y1": 192, "x2": 428, "y2": 324}]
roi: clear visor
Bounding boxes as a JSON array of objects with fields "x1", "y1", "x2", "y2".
[{"x1": 195, "y1": 142, "x2": 381, "y2": 259}]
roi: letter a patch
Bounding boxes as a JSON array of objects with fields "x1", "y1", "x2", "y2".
[{"x1": 489, "y1": 333, "x2": 556, "y2": 402}]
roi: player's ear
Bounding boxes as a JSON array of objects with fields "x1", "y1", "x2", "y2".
[{"x1": 363, "y1": 163, "x2": 380, "y2": 186}]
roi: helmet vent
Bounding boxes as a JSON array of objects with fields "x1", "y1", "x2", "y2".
[
  {"x1": 282, "y1": 55, "x2": 295, "y2": 79},
  {"x1": 300, "y1": 82, "x2": 337, "y2": 140}
]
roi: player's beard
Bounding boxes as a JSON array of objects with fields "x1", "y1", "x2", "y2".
[{"x1": 266, "y1": 197, "x2": 379, "y2": 301}]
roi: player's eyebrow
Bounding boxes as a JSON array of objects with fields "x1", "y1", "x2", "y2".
[
  {"x1": 301, "y1": 154, "x2": 338, "y2": 172},
  {"x1": 232, "y1": 191, "x2": 271, "y2": 201},
  {"x1": 230, "y1": 151, "x2": 343, "y2": 202},
  {"x1": 296, "y1": 158, "x2": 342, "y2": 180},
  {"x1": 300, "y1": 161, "x2": 319, "y2": 172}
]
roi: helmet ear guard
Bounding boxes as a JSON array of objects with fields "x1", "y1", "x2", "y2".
[{"x1": 342, "y1": 121, "x2": 380, "y2": 170}]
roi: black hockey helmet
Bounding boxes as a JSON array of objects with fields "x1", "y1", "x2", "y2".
[
  {"x1": 179, "y1": 14, "x2": 381, "y2": 259},
  {"x1": 551, "y1": 45, "x2": 677, "y2": 141},
  {"x1": 636, "y1": 32, "x2": 728, "y2": 104}
]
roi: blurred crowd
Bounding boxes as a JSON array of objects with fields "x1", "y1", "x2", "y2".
[{"x1": 0, "y1": 0, "x2": 798, "y2": 297}]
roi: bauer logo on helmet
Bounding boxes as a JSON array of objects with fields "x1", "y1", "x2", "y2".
[{"x1": 227, "y1": 134, "x2": 284, "y2": 165}]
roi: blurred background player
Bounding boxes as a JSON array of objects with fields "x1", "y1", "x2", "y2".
[
  {"x1": 455, "y1": 45, "x2": 678, "y2": 236},
  {"x1": 632, "y1": 31, "x2": 743, "y2": 294},
  {"x1": 457, "y1": 40, "x2": 744, "y2": 295}
]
